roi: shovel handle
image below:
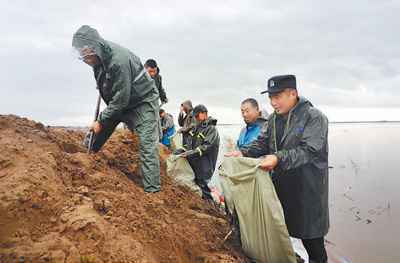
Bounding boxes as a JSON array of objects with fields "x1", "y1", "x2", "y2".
[{"x1": 87, "y1": 93, "x2": 102, "y2": 153}]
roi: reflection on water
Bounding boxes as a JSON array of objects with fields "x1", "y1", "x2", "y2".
[{"x1": 216, "y1": 123, "x2": 400, "y2": 263}]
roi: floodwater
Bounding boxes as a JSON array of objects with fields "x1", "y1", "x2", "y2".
[{"x1": 216, "y1": 122, "x2": 400, "y2": 263}]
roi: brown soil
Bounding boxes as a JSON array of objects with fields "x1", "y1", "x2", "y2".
[{"x1": 0, "y1": 115, "x2": 246, "y2": 263}]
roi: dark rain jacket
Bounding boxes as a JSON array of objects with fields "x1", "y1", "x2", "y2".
[
  {"x1": 241, "y1": 97, "x2": 329, "y2": 239},
  {"x1": 186, "y1": 117, "x2": 220, "y2": 181},
  {"x1": 153, "y1": 69, "x2": 168, "y2": 103},
  {"x1": 178, "y1": 100, "x2": 195, "y2": 146},
  {"x1": 72, "y1": 25, "x2": 159, "y2": 126},
  {"x1": 178, "y1": 100, "x2": 194, "y2": 133}
]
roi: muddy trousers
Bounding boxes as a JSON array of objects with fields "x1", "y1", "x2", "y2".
[
  {"x1": 92, "y1": 100, "x2": 161, "y2": 193},
  {"x1": 301, "y1": 237, "x2": 327, "y2": 263}
]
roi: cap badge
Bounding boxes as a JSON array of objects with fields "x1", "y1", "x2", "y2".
[{"x1": 269, "y1": 80, "x2": 275, "y2": 88}]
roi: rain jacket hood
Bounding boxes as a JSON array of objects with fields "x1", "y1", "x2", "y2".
[
  {"x1": 181, "y1": 100, "x2": 193, "y2": 112},
  {"x1": 201, "y1": 117, "x2": 217, "y2": 127},
  {"x1": 288, "y1": 96, "x2": 313, "y2": 116},
  {"x1": 72, "y1": 25, "x2": 112, "y2": 64}
]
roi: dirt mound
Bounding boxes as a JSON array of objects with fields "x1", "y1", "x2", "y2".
[{"x1": 0, "y1": 115, "x2": 246, "y2": 262}]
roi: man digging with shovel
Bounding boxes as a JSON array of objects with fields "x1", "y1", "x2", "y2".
[{"x1": 72, "y1": 25, "x2": 161, "y2": 193}]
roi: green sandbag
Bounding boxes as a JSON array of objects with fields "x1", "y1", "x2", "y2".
[
  {"x1": 166, "y1": 155, "x2": 202, "y2": 195},
  {"x1": 219, "y1": 157, "x2": 296, "y2": 263}
]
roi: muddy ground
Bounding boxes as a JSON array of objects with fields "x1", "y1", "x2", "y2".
[{"x1": 0, "y1": 115, "x2": 247, "y2": 263}]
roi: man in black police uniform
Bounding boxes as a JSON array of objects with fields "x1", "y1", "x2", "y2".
[{"x1": 226, "y1": 75, "x2": 329, "y2": 263}]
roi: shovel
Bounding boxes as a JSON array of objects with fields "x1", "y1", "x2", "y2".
[{"x1": 83, "y1": 93, "x2": 101, "y2": 153}]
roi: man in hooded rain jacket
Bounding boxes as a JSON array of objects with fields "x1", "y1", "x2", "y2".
[{"x1": 72, "y1": 25, "x2": 161, "y2": 193}]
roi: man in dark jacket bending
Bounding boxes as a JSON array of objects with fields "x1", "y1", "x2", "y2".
[
  {"x1": 226, "y1": 75, "x2": 329, "y2": 263},
  {"x1": 180, "y1": 105, "x2": 220, "y2": 200}
]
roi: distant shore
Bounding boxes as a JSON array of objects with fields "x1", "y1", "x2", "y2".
[
  {"x1": 49, "y1": 120, "x2": 400, "y2": 129},
  {"x1": 217, "y1": 120, "x2": 400, "y2": 126}
]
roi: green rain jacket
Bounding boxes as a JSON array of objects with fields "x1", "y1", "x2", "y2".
[
  {"x1": 153, "y1": 70, "x2": 167, "y2": 103},
  {"x1": 72, "y1": 25, "x2": 159, "y2": 126},
  {"x1": 241, "y1": 97, "x2": 329, "y2": 239}
]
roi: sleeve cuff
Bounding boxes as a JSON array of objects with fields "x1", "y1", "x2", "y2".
[
  {"x1": 275, "y1": 151, "x2": 286, "y2": 166},
  {"x1": 98, "y1": 113, "x2": 106, "y2": 125}
]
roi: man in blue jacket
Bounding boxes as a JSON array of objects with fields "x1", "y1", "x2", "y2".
[
  {"x1": 159, "y1": 109, "x2": 175, "y2": 148},
  {"x1": 237, "y1": 98, "x2": 267, "y2": 151}
]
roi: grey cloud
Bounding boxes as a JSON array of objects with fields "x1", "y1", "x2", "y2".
[{"x1": 1, "y1": 0, "x2": 399, "y2": 125}]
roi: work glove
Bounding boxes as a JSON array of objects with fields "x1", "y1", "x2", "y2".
[
  {"x1": 173, "y1": 148, "x2": 185, "y2": 155},
  {"x1": 180, "y1": 149, "x2": 197, "y2": 158}
]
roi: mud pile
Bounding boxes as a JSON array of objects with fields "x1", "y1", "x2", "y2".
[{"x1": 0, "y1": 115, "x2": 246, "y2": 262}]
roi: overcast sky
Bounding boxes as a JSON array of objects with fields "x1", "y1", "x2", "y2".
[{"x1": 1, "y1": 0, "x2": 399, "y2": 125}]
